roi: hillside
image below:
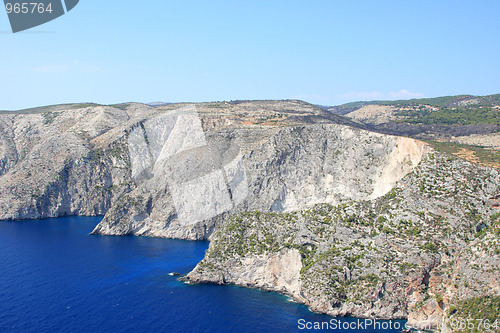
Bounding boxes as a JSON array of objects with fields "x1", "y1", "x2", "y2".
[
  {"x1": 325, "y1": 94, "x2": 500, "y2": 169},
  {"x1": 327, "y1": 94, "x2": 500, "y2": 130},
  {"x1": 1, "y1": 98, "x2": 499, "y2": 331},
  {"x1": 327, "y1": 94, "x2": 500, "y2": 115}
]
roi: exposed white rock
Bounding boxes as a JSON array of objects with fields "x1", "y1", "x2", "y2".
[{"x1": 0, "y1": 101, "x2": 427, "y2": 240}]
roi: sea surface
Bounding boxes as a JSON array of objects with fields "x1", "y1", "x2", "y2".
[{"x1": 0, "y1": 216, "x2": 406, "y2": 333}]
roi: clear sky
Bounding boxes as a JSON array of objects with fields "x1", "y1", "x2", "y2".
[{"x1": 1, "y1": 0, "x2": 499, "y2": 110}]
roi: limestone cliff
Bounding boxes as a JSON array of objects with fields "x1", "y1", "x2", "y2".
[
  {"x1": 0, "y1": 100, "x2": 423, "y2": 240},
  {"x1": 184, "y1": 151, "x2": 500, "y2": 331}
]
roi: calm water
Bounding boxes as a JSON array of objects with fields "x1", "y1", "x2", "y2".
[{"x1": 0, "y1": 217, "x2": 405, "y2": 333}]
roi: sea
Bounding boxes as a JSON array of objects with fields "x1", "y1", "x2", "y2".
[{"x1": 0, "y1": 216, "x2": 406, "y2": 333}]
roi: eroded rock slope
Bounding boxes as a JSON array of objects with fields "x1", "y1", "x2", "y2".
[
  {"x1": 0, "y1": 100, "x2": 424, "y2": 240},
  {"x1": 185, "y1": 152, "x2": 500, "y2": 331}
]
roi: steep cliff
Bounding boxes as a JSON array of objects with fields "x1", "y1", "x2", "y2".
[
  {"x1": 0, "y1": 104, "x2": 138, "y2": 220},
  {"x1": 184, "y1": 151, "x2": 500, "y2": 331},
  {"x1": 93, "y1": 121, "x2": 426, "y2": 239},
  {"x1": 0, "y1": 100, "x2": 422, "y2": 240}
]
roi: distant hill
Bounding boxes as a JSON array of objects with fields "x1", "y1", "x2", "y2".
[
  {"x1": 325, "y1": 93, "x2": 500, "y2": 137},
  {"x1": 326, "y1": 94, "x2": 500, "y2": 126},
  {"x1": 327, "y1": 94, "x2": 500, "y2": 116},
  {"x1": 323, "y1": 93, "x2": 500, "y2": 167}
]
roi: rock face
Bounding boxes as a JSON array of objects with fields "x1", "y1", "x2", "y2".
[
  {"x1": 0, "y1": 104, "x2": 138, "y2": 220},
  {"x1": 184, "y1": 152, "x2": 500, "y2": 330},
  {"x1": 0, "y1": 100, "x2": 424, "y2": 240},
  {"x1": 92, "y1": 122, "x2": 426, "y2": 239},
  {"x1": 187, "y1": 248, "x2": 303, "y2": 299}
]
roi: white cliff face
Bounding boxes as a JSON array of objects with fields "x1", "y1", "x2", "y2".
[
  {"x1": 369, "y1": 136, "x2": 426, "y2": 199},
  {"x1": 188, "y1": 248, "x2": 303, "y2": 299},
  {"x1": 244, "y1": 125, "x2": 427, "y2": 214},
  {"x1": 93, "y1": 122, "x2": 426, "y2": 239},
  {"x1": 0, "y1": 101, "x2": 427, "y2": 240},
  {"x1": 90, "y1": 105, "x2": 250, "y2": 239}
]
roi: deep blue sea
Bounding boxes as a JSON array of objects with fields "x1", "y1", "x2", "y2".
[{"x1": 0, "y1": 217, "x2": 406, "y2": 333}]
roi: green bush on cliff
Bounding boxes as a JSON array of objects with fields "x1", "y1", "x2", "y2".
[
  {"x1": 447, "y1": 296, "x2": 500, "y2": 333},
  {"x1": 421, "y1": 242, "x2": 439, "y2": 253}
]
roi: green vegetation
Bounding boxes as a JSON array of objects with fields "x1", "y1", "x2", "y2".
[
  {"x1": 426, "y1": 141, "x2": 500, "y2": 167},
  {"x1": 108, "y1": 103, "x2": 131, "y2": 110},
  {"x1": 375, "y1": 95, "x2": 473, "y2": 108},
  {"x1": 42, "y1": 111, "x2": 58, "y2": 125},
  {"x1": 398, "y1": 95, "x2": 472, "y2": 107},
  {"x1": 447, "y1": 296, "x2": 500, "y2": 333},
  {"x1": 207, "y1": 211, "x2": 296, "y2": 260},
  {"x1": 491, "y1": 212, "x2": 500, "y2": 223},
  {"x1": 420, "y1": 241, "x2": 439, "y2": 253},
  {"x1": 357, "y1": 273, "x2": 379, "y2": 285},
  {"x1": 107, "y1": 142, "x2": 129, "y2": 159},
  {"x1": 384, "y1": 188, "x2": 398, "y2": 200},
  {"x1": 333, "y1": 95, "x2": 476, "y2": 114},
  {"x1": 299, "y1": 244, "x2": 319, "y2": 274},
  {"x1": 397, "y1": 105, "x2": 500, "y2": 126},
  {"x1": 72, "y1": 103, "x2": 99, "y2": 109},
  {"x1": 337, "y1": 94, "x2": 500, "y2": 110}
]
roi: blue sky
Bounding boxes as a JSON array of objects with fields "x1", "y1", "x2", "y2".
[{"x1": 1, "y1": 0, "x2": 499, "y2": 110}]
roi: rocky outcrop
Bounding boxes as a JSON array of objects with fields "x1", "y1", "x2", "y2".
[
  {"x1": 454, "y1": 132, "x2": 500, "y2": 150},
  {"x1": 346, "y1": 105, "x2": 397, "y2": 125},
  {"x1": 0, "y1": 104, "x2": 145, "y2": 220},
  {"x1": 187, "y1": 248, "x2": 304, "y2": 299},
  {"x1": 184, "y1": 152, "x2": 500, "y2": 330},
  {"x1": 93, "y1": 122, "x2": 425, "y2": 239}
]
